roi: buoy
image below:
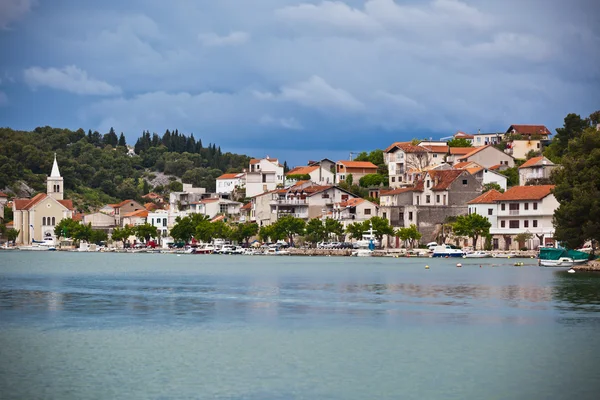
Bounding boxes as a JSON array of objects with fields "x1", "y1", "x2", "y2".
[
  {"x1": 568, "y1": 268, "x2": 576, "y2": 274},
  {"x1": 456, "y1": 263, "x2": 462, "y2": 267},
  {"x1": 507, "y1": 256, "x2": 511, "y2": 259},
  {"x1": 479, "y1": 265, "x2": 482, "y2": 268},
  {"x1": 425, "y1": 265, "x2": 430, "y2": 269}
]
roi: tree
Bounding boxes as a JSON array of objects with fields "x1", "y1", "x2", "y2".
[
  {"x1": 552, "y1": 125, "x2": 600, "y2": 250},
  {"x1": 211, "y1": 220, "x2": 233, "y2": 240},
  {"x1": 544, "y1": 113, "x2": 590, "y2": 162},
  {"x1": 482, "y1": 182, "x2": 504, "y2": 193},
  {"x1": 447, "y1": 138, "x2": 473, "y2": 148},
  {"x1": 272, "y1": 215, "x2": 305, "y2": 246},
  {"x1": 6, "y1": 228, "x2": 19, "y2": 244},
  {"x1": 346, "y1": 221, "x2": 368, "y2": 240},
  {"x1": 54, "y1": 218, "x2": 81, "y2": 240},
  {"x1": 368, "y1": 216, "x2": 394, "y2": 244},
  {"x1": 305, "y1": 218, "x2": 326, "y2": 245},
  {"x1": 195, "y1": 216, "x2": 214, "y2": 243},
  {"x1": 90, "y1": 229, "x2": 108, "y2": 244},
  {"x1": 345, "y1": 173, "x2": 353, "y2": 186},
  {"x1": 103, "y1": 127, "x2": 119, "y2": 147},
  {"x1": 452, "y1": 214, "x2": 492, "y2": 250},
  {"x1": 73, "y1": 223, "x2": 93, "y2": 243},
  {"x1": 258, "y1": 225, "x2": 284, "y2": 242},
  {"x1": 233, "y1": 222, "x2": 259, "y2": 246},
  {"x1": 324, "y1": 218, "x2": 344, "y2": 239},
  {"x1": 169, "y1": 181, "x2": 183, "y2": 192},
  {"x1": 396, "y1": 224, "x2": 422, "y2": 248},
  {"x1": 134, "y1": 223, "x2": 158, "y2": 243},
  {"x1": 118, "y1": 133, "x2": 127, "y2": 147},
  {"x1": 359, "y1": 173, "x2": 385, "y2": 187},
  {"x1": 499, "y1": 167, "x2": 519, "y2": 187},
  {"x1": 111, "y1": 226, "x2": 132, "y2": 247},
  {"x1": 514, "y1": 232, "x2": 533, "y2": 250}
]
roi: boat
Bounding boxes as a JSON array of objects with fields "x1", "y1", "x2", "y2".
[
  {"x1": 431, "y1": 245, "x2": 464, "y2": 258},
  {"x1": 492, "y1": 252, "x2": 518, "y2": 258},
  {"x1": 263, "y1": 248, "x2": 290, "y2": 256},
  {"x1": 464, "y1": 251, "x2": 490, "y2": 258},
  {"x1": 194, "y1": 244, "x2": 215, "y2": 254},
  {"x1": 538, "y1": 247, "x2": 589, "y2": 267},
  {"x1": 351, "y1": 223, "x2": 377, "y2": 257}
]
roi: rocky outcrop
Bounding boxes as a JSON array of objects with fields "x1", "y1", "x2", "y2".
[{"x1": 574, "y1": 260, "x2": 600, "y2": 271}]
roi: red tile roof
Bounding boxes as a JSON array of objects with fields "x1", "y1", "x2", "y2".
[
  {"x1": 286, "y1": 166, "x2": 318, "y2": 176},
  {"x1": 428, "y1": 170, "x2": 466, "y2": 191},
  {"x1": 385, "y1": 142, "x2": 429, "y2": 153},
  {"x1": 420, "y1": 145, "x2": 449, "y2": 153},
  {"x1": 141, "y1": 192, "x2": 163, "y2": 200},
  {"x1": 488, "y1": 164, "x2": 501, "y2": 170},
  {"x1": 467, "y1": 189, "x2": 504, "y2": 204},
  {"x1": 144, "y1": 202, "x2": 158, "y2": 211},
  {"x1": 13, "y1": 198, "x2": 32, "y2": 210},
  {"x1": 518, "y1": 156, "x2": 554, "y2": 169},
  {"x1": 466, "y1": 166, "x2": 484, "y2": 175},
  {"x1": 452, "y1": 161, "x2": 475, "y2": 169},
  {"x1": 241, "y1": 202, "x2": 252, "y2": 210},
  {"x1": 507, "y1": 125, "x2": 551, "y2": 136},
  {"x1": 57, "y1": 200, "x2": 74, "y2": 210},
  {"x1": 454, "y1": 131, "x2": 474, "y2": 139},
  {"x1": 380, "y1": 187, "x2": 419, "y2": 196},
  {"x1": 113, "y1": 199, "x2": 137, "y2": 208},
  {"x1": 495, "y1": 185, "x2": 555, "y2": 201},
  {"x1": 449, "y1": 147, "x2": 476, "y2": 155},
  {"x1": 0, "y1": 191, "x2": 7, "y2": 197},
  {"x1": 217, "y1": 173, "x2": 243, "y2": 180},
  {"x1": 337, "y1": 161, "x2": 378, "y2": 169},
  {"x1": 211, "y1": 215, "x2": 225, "y2": 223},
  {"x1": 338, "y1": 198, "x2": 364, "y2": 207},
  {"x1": 457, "y1": 145, "x2": 492, "y2": 160},
  {"x1": 122, "y1": 209, "x2": 148, "y2": 218},
  {"x1": 72, "y1": 212, "x2": 84, "y2": 222}
]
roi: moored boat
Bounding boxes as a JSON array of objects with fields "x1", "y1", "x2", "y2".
[
  {"x1": 432, "y1": 245, "x2": 464, "y2": 258},
  {"x1": 538, "y1": 247, "x2": 589, "y2": 267},
  {"x1": 464, "y1": 251, "x2": 490, "y2": 258}
]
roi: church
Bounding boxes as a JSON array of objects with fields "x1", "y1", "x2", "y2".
[{"x1": 13, "y1": 155, "x2": 74, "y2": 244}]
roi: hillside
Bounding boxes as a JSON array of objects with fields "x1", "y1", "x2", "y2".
[{"x1": 0, "y1": 126, "x2": 252, "y2": 211}]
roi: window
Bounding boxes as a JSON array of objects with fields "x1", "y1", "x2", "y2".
[
  {"x1": 501, "y1": 203, "x2": 506, "y2": 211},
  {"x1": 509, "y1": 203, "x2": 519, "y2": 210},
  {"x1": 151, "y1": 218, "x2": 154, "y2": 225},
  {"x1": 488, "y1": 208, "x2": 493, "y2": 216},
  {"x1": 220, "y1": 204, "x2": 228, "y2": 214},
  {"x1": 364, "y1": 208, "x2": 371, "y2": 215},
  {"x1": 391, "y1": 177, "x2": 395, "y2": 183},
  {"x1": 436, "y1": 195, "x2": 440, "y2": 203},
  {"x1": 524, "y1": 220, "x2": 529, "y2": 228},
  {"x1": 52, "y1": 217, "x2": 56, "y2": 226},
  {"x1": 262, "y1": 174, "x2": 267, "y2": 183},
  {"x1": 408, "y1": 212, "x2": 413, "y2": 220},
  {"x1": 321, "y1": 193, "x2": 330, "y2": 199},
  {"x1": 524, "y1": 203, "x2": 529, "y2": 210},
  {"x1": 493, "y1": 238, "x2": 499, "y2": 250},
  {"x1": 57, "y1": 185, "x2": 60, "y2": 192},
  {"x1": 163, "y1": 229, "x2": 167, "y2": 236},
  {"x1": 42, "y1": 217, "x2": 46, "y2": 225},
  {"x1": 426, "y1": 195, "x2": 431, "y2": 204},
  {"x1": 533, "y1": 202, "x2": 538, "y2": 210},
  {"x1": 509, "y1": 220, "x2": 519, "y2": 228},
  {"x1": 501, "y1": 220, "x2": 505, "y2": 228},
  {"x1": 382, "y1": 212, "x2": 387, "y2": 219},
  {"x1": 433, "y1": 154, "x2": 438, "y2": 158},
  {"x1": 533, "y1": 220, "x2": 538, "y2": 228},
  {"x1": 537, "y1": 143, "x2": 540, "y2": 148},
  {"x1": 426, "y1": 180, "x2": 430, "y2": 188},
  {"x1": 399, "y1": 212, "x2": 404, "y2": 221},
  {"x1": 443, "y1": 194, "x2": 446, "y2": 205},
  {"x1": 462, "y1": 179, "x2": 468, "y2": 185},
  {"x1": 163, "y1": 218, "x2": 167, "y2": 227},
  {"x1": 341, "y1": 195, "x2": 349, "y2": 201}
]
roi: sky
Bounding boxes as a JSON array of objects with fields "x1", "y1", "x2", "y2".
[{"x1": 0, "y1": 0, "x2": 599, "y2": 166}]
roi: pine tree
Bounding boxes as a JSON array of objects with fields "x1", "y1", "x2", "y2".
[{"x1": 118, "y1": 133, "x2": 126, "y2": 147}]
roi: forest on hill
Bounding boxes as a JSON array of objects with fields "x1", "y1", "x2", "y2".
[{"x1": 0, "y1": 126, "x2": 252, "y2": 210}]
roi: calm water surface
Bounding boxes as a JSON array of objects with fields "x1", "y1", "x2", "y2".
[{"x1": 1, "y1": 252, "x2": 599, "y2": 399}]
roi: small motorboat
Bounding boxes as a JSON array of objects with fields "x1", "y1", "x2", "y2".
[
  {"x1": 464, "y1": 251, "x2": 490, "y2": 258},
  {"x1": 432, "y1": 245, "x2": 464, "y2": 258},
  {"x1": 492, "y1": 253, "x2": 517, "y2": 258}
]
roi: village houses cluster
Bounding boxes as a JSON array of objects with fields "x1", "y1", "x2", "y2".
[{"x1": 6, "y1": 124, "x2": 564, "y2": 250}]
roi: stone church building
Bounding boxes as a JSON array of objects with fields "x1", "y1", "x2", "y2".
[{"x1": 13, "y1": 155, "x2": 74, "y2": 244}]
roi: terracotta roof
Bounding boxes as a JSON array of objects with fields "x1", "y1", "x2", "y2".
[
  {"x1": 305, "y1": 185, "x2": 334, "y2": 196},
  {"x1": 452, "y1": 161, "x2": 476, "y2": 169},
  {"x1": 454, "y1": 131, "x2": 474, "y2": 139},
  {"x1": 518, "y1": 156, "x2": 554, "y2": 169},
  {"x1": 507, "y1": 125, "x2": 551, "y2": 136},
  {"x1": 13, "y1": 198, "x2": 33, "y2": 210},
  {"x1": 457, "y1": 145, "x2": 492, "y2": 160},
  {"x1": 467, "y1": 189, "x2": 504, "y2": 204},
  {"x1": 13, "y1": 193, "x2": 47, "y2": 210},
  {"x1": 420, "y1": 145, "x2": 449, "y2": 153},
  {"x1": 337, "y1": 160, "x2": 378, "y2": 169},
  {"x1": 72, "y1": 212, "x2": 84, "y2": 222},
  {"x1": 449, "y1": 147, "x2": 476, "y2": 155},
  {"x1": 428, "y1": 170, "x2": 466, "y2": 191},
  {"x1": 210, "y1": 215, "x2": 225, "y2": 223},
  {"x1": 241, "y1": 202, "x2": 252, "y2": 210},
  {"x1": 144, "y1": 202, "x2": 158, "y2": 211},
  {"x1": 495, "y1": 185, "x2": 555, "y2": 201},
  {"x1": 0, "y1": 191, "x2": 7, "y2": 197},
  {"x1": 122, "y1": 209, "x2": 148, "y2": 218},
  {"x1": 141, "y1": 192, "x2": 163, "y2": 200},
  {"x1": 466, "y1": 166, "x2": 484, "y2": 175},
  {"x1": 217, "y1": 173, "x2": 243, "y2": 180},
  {"x1": 57, "y1": 200, "x2": 74, "y2": 210},
  {"x1": 380, "y1": 187, "x2": 418, "y2": 196},
  {"x1": 113, "y1": 199, "x2": 137, "y2": 208},
  {"x1": 488, "y1": 164, "x2": 501, "y2": 170},
  {"x1": 385, "y1": 142, "x2": 429, "y2": 153},
  {"x1": 249, "y1": 159, "x2": 260, "y2": 165},
  {"x1": 286, "y1": 166, "x2": 318, "y2": 176},
  {"x1": 338, "y1": 198, "x2": 364, "y2": 207}
]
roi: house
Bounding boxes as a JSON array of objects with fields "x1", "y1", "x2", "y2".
[
  {"x1": 332, "y1": 198, "x2": 378, "y2": 228},
  {"x1": 418, "y1": 144, "x2": 448, "y2": 167},
  {"x1": 169, "y1": 183, "x2": 207, "y2": 212},
  {"x1": 102, "y1": 199, "x2": 145, "y2": 225},
  {"x1": 82, "y1": 212, "x2": 117, "y2": 233},
  {"x1": 308, "y1": 158, "x2": 336, "y2": 173},
  {"x1": 335, "y1": 160, "x2": 378, "y2": 183},
  {"x1": 446, "y1": 147, "x2": 477, "y2": 165},
  {"x1": 471, "y1": 132, "x2": 505, "y2": 146},
  {"x1": 379, "y1": 170, "x2": 482, "y2": 245},
  {"x1": 239, "y1": 202, "x2": 252, "y2": 223},
  {"x1": 466, "y1": 189, "x2": 504, "y2": 248},
  {"x1": 384, "y1": 142, "x2": 431, "y2": 188},
  {"x1": 121, "y1": 209, "x2": 148, "y2": 227},
  {"x1": 505, "y1": 124, "x2": 551, "y2": 138},
  {"x1": 518, "y1": 156, "x2": 558, "y2": 185},
  {"x1": 141, "y1": 192, "x2": 165, "y2": 204},
  {"x1": 245, "y1": 157, "x2": 285, "y2": 198},
  {"x1": 216, "y1": 172, "x2": 246, "y2": 195},
  {"x1": 12, "y1": 155, "x2": 74, "y2": 244},
  {"x1": 505, "y1": 140, "x2": 543, "y2": 160},
  {"x1": 148, "y1": 210, "x2": 170, "y2": 241},
  {"x1": 286, "y1": 164, "x2": 335, "y2": 185},
  {"x1": 469, "y1": 185, "x2": 558, "y2": 250},
  {"x1": 188, "y1": 198, "x2": 242, "y2": 220},
  {"x1": 453, "y1": 131, "x2": 475, "y2": 143},
  {"x1": 455, "y1": 162, "x2": 507, "y2": 191},
  {"x1": 456, "y1": 145, "x2": 514, "y2": 169},
  {"x1": 0, "y1": 191, "x2": 7, "y2": 222}
]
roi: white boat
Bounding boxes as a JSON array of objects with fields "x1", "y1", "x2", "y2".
[
  {"x1": 492, "y1": 253, "x2": 518, "y2": 258},
  {"x1": 464, "y1": 251, "x2": 490, "y2": 258},
  {"x1": 264, "y1": 248, "x2": 290, "y2": 256},
  {"x1": 432, "y1": 245, "x2": 464, "y2": 258},
  {"x1": 351, "y1": 223, "x2": 377, "y2": 257},
  {"x1": 352, "y1": 249, "x2": 374, "y2": 257},
  {"x1": 540, "y1": 257, "x2": 588, "y2": 267}
]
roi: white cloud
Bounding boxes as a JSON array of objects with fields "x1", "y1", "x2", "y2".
[
  {"x1": 198, "y1": 31, "x2": 249, "y2": 47},
  {"x1": 23, "y1": 65, "x2": 122, "y2": 95},
  {"x1": 255, "y1": 76, "x2": 364, "y2": 112},
  {"x1": 259, "y1": 115, "x2": 303, "y2": 130},
  {"x1": 0, "y1": 91, "x2": 8, "y2": 106},
  {"x1": 0, "y1": 0, "x2": 33, "y2": 29}
]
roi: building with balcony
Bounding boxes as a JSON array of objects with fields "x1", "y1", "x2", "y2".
[
  {"x1": 169, "y1": 183, "x2": 207, "y2": 212},
  {"x1": 188, "y1": 198, "x2": 242, "y2": 220},
  {"x1": 384, "y1": 142, "x2": 432, "y2": 188},
  {"x1": 332, "y1": 198, "x2": 378, "y2": 228},
  {"x1": 335, "y1": 160, "x2": 378, "y2": 184},
  {"x1": 518, "y1": 156, "x2": 558, "y2": 185},
  {"x1": 286, "y1": 164, "x2": 334, "y2": 185},
  {"x1": 245, "y1": 157, "x2": 285, "y2": 198},
  {"x1": 216, "y1": 172, "x2": 245, "y2": 195}
]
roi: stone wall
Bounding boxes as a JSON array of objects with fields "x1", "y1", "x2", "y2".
[{"x1": 416, "y1": 205, "x2": 468, "y2": 243}]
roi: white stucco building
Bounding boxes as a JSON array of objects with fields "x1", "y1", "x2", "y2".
[
  {"x1": 245, "y1": 157, "x2": 285, "y2": 198},
  {"x1": 216, "y1": 172, "x2": 245, "y2": 195}
]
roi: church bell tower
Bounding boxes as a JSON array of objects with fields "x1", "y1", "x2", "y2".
[{"x1": 47, "y1": 154, "x2": 64, "y2": 200}]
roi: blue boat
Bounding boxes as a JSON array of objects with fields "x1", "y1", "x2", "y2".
[{"x1": 432, "y1": 245, "x2": 464, "y2": 258}]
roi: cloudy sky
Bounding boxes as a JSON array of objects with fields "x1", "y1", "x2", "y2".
[{"x1": 0, "y1": 0, "x2": 598, "y2": 165}]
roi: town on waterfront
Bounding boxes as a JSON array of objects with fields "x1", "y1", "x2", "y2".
[{"x1": 1, "y1": 112, "x2": 599, "y2": 263}]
